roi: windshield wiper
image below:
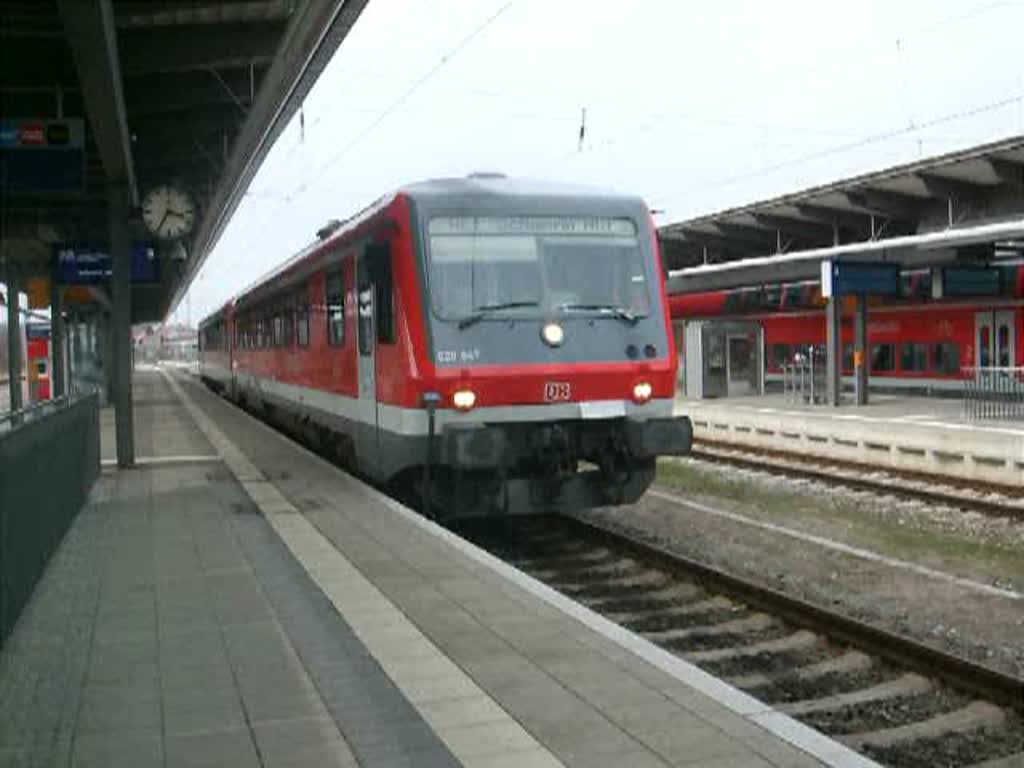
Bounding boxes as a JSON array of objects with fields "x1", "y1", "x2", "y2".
[
  {"x1": 559, "y1": 303, "x2": 640, "y2": 325},
  {"x1": 457, "y1": 301, "x2": 540, "y2": 330}
]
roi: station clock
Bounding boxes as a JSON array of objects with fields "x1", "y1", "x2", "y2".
[{"x1": 141, "y1": 184, "x2": 198, "y2": 241}]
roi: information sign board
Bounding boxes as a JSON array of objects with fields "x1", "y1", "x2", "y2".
[
  {"x1": 933, "y1": 266, "x2": 1001, "y2": 298},
  {"x1": 53, "y1": 243, "x2": 159, "y2": 285},
  {"x1": 820, "y1": 260, "x2": 900, "y2": 298},
  {"x1": 0, "y1": 119, "x2": 85, "y2": 192}
]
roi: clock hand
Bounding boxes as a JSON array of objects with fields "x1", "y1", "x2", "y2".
[{"x1": 157, "y1": 210, "x2": 170, "y2": 231}]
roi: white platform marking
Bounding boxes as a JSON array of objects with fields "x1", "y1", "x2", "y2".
[{"x1": 163, "y1": 371, "x2": 565, "y2": 768}]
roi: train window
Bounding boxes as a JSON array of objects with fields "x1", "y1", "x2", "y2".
[
  {"x1": 326, "y1": 272, "x2": 345, "y2": 346},
  {"x1": 369, "y1": 244, "x2": 396, "y2": 344},
  {"x1": 283, "y1": 304, "x2": 295, "y2": 346},
  {"x1": 870, "y1": 344, "x2": 896, "y2": 373},
  {"x1": 296, "y1": 301, "x2": 309, "y2": 347},
  {"x1": 273, "y1": 313, "x2": 283, "y2": 347},
  {"x1": 933, "y1": 342, "x2": 961, "y2": 375},
  {"x1": 842, "y1": 344, "x2": 853, "y2": 374},
  {"x1": 427, "y1": 217, "x2": 645, "y2": 319},
  {"x1": 900, "y1": 343, "x2": 928, "y2": 372}
]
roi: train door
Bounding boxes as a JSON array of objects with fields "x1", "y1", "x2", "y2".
[
  {"x1": 356, "y1": 247, "x2": 380, "y2": 467},
  {"x1": 726, "y1": 333, "x2": 755, "y2": 396},
  {"x1": 975, "y1": 310, "x2": 1016, "y2": 368}
]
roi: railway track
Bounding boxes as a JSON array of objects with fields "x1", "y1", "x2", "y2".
[
  {"x1": 456, "y1": 514, "x2": 1024, "y2": 768},
  {"x1": 687, "y1": 440, "x2": 1024, "y2": 520}
]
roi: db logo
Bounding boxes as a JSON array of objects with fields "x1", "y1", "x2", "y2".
[{"x1": 543, "y1": 381, "x2": 571, "y2": 402}]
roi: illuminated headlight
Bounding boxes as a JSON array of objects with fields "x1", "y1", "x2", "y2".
[
  {"x1": 632, "y1": 381, "x2": 653, "y2": 404},
  {"x1": 541, "y1": 322, "x2": 564, "y2": 347},
  {"x1": 452, "y1": 389, "x2": 477, "y2": 411}
]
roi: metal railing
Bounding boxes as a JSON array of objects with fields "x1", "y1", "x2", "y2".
[
  {"x1": 1, "y1": 392, "x2": 101, "y2": 647},
  {"x1": 0, "y1": 381, "x2": 102, "y2": 433},
  {"x1": 781, "y1": 348, "x2": 828, "y2": 405},
  {"x1": 962, "y1": 367, "x2": 1024, "y2": 421}
]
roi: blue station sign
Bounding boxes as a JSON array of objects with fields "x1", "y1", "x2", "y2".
[
  {"x1": 0, "y1": 118, "x2": 85, "y2": 193},
  {"x1": 820, "y1": 260, "x2": 900, "y2": 298},
  {"x1": 53, "y1": 243, "x2": 159, "y2": 285}
]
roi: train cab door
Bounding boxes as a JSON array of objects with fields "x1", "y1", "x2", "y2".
[
  {"x1": 356, "y1": 248, "x2": 380, "y2": 468},
  {"x1": 725, "y1": 333, "x2": 755, "y2": 396},
  {"x1": 976, "y1": 310, "x2": 1016, "y2": 369}
]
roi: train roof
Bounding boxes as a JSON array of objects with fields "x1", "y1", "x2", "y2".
[
  {"x1": 396, "y1": 174, "x2": 644, "y2": 205},
  {"x1": 201, "y1": 175, "x2": 649, "y2": 323}
]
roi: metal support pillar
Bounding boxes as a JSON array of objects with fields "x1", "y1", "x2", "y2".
[
  {"x1": 825, "y1": 296, "x2": 842, "y2": 407},
  {"x1": 6, "y1": 269, "x2": 24, "y2": 414},
  {"x1": 101, "y1": 312, "x2": 114, "y2": 403},
  {"x1": 109, "y1": 184, "x2": 134, "y2": 467},
  {"x1": 853, "y1": 295, "x2": 869, "y2": 406},
  {"x1": 50, "y1": 282, "x2": 66, "y2": 398}
]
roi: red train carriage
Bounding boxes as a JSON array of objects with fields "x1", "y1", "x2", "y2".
[
  {"x1": 25, "y1": 321, "x2": 52, "y2": 402},
  {"x1": 668, "y1": 267, "x2": 1023, "y2": 392},
  {"x1": 200, "y1": 176, "x2": 692, "y2": 518}
]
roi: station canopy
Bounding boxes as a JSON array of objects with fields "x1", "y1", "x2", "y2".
[
  {"x1": 1, "y1": 0, "x2": 368, "y2": 322},
  {"x1": 661, "y1": 135, "x2": 1024, "y2": 293}
]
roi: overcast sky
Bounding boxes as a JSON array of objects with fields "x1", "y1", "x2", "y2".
[{"x1": 173, "y1": 0, "x2": 1024, "y2": 325}]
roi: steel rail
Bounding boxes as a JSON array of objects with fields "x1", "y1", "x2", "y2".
[
  {"x1": 687, "y1": 439, "x2": 1024, "y2": 521},
  {"x1": 563, "y1": 514, "x2": 1024, "y2": 713}
]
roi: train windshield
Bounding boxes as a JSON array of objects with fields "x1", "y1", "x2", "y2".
[{"x1": 427, "y1": 216, "x2": 651, "y2": 320}]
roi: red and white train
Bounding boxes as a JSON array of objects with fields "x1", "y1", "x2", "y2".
[
  {"x1": 200, "y1": 175, "x2": 692, "y2": 518},
  {"x1": 668, "y1": 266, "x2": 1023, "y2": 391}
]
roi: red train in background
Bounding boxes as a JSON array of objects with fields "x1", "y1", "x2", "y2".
[
  {"x1": 668, "y1": 266, "x2": 1024, "y2": 391},
  {"x1": 26, "y1": 320, "x2": 52, "y2": 401},
  {"x1": 200, "y1": 175, "x2": 692, "y2": 518}
]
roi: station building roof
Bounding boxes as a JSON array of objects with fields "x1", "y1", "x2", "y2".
[
  {"x1": 1, "y1": 0, "x2": 368, "y2": 322},
  {"x1": 660, "y1": 135, "x2": 1024, "y2": 293}
]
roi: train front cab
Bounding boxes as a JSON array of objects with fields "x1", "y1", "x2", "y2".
[{"x1": 365, "y1": 188, "x2": 693, "y2": 517}]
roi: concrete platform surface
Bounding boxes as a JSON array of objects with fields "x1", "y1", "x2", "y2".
[
  {"x1": 0, "y1": 368, "x2": 879, "y2": 767},
  {"x1": 676, "y1": 393, "x2": 1024, "y2": 487}
]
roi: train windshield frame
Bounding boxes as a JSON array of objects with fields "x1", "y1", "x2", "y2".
[{"x1": 425, "y1": 215, "x2": 652, "y2": 322}]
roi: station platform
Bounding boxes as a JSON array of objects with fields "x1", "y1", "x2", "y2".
[
  {"x1": 676, "y1": 393, "x2": 1024, "y2": 488},
  {"x1": 1, "y1": 368, "x2": 878, "y2": 768}
]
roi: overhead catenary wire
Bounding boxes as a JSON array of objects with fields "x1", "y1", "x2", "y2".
[
  {"x1": 206, "y1": 0, "x2": 518, "y2": 300},
  {"x1": 284, "y1": 0, "x2": 516, "y2": 202}
]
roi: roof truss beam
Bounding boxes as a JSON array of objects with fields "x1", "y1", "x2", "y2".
[
  {"x1": 172, "y1": 0, "x2": 371, "y2": 316},
  {"x1": 914, "y1": 172, "x2": 989, "y2": 200},
  {"x1": 125, "y1": 68, "x2": 262, "y2": 116},
  {"x1": 665, "y1": 228, "x2": 766, "y2": 257},
  {"x1": 751, "y1": 213, "x2": 837, "y2": 243},
  {"x1": 844, "y1": 189, "x2": 928, "y2": 220},
  {"x1": 56, "y1": 0, "x2": 137, "y2": 203},
  {"x1": 119, "y1": 22, "x2": 284, "y2": 76},
  {"x1": 792, "y1": 203, "x2": 873, "y2": 232},
  {"x1": 115, "y1": 1, "x2": 292, "y2": 29},
  {"x1": 709, "y1": 222, "x2": 776, "y2": 242},
  {"x1": 988, "y1": 158, "x2": 1024, "y2": 187}
]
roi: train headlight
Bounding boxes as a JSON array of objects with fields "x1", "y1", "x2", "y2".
[
  {"x1": 541, "y1": 322, "x2": 564, "y2": 347},
  {"x1": 452, "y1": 389, "x2": 477, "y2": 411},
  {"x1": 632, "y1": 381, "x2": 653, "y2": 404}
]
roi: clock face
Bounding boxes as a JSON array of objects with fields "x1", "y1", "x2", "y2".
[{"x1": 141, "y1": 185, "x2": 197, "y2": 240}]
